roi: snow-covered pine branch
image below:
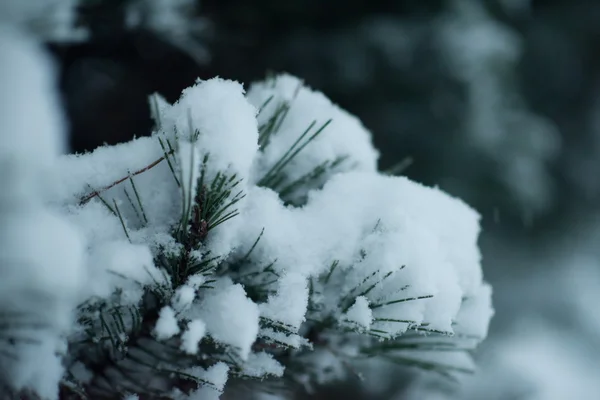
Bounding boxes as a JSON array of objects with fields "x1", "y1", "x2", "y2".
[
  {"x1": 0, "y1": 72, "x2": 490, "y2": 399},
  {"x1": 0, "y1": 11, "x2": 493, "y2": 396}
]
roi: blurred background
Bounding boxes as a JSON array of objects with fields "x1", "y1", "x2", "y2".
[{"x1": 48, "y1": 0, "x2": 600, "y2": 398}]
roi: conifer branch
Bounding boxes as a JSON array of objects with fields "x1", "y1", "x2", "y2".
[{"x1": 80, "y1": 148, "x2": 176, "y2": 206}]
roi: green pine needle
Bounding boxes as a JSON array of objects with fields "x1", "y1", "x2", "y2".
[
  {"x1": 113, "y1": 199, "x2": 131, "y2": 243},
  {"x1": 370, "y1": 295, "x2": 434, "y2": 309},
  {"x1": 129, "y1": 176, "x2": 148, "y2": 224},
  {"x1": 323, "y1": 260, "x2": 340, "y2": 285},
  {"x1": 123, "y1": 187, "x2": 144, "y2": 225},
  {"x1": 158, "y1": 136, "x2": 181, "y2": 187}
]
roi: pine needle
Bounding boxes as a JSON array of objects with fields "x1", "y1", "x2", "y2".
[
  {"x1": 158, "y1": 136, "x2": 180, "y2": 187},
  {"x1": 240, "y1": 228, "x2": 265, "y2": 263},
  {"x1": 370, "y1": 295, "x2": 434, "y2": 309},
  {"x1": 323, "y1": 260, "x2": 340, "y2": 284},
  {"x1": 113, "y1": 199, "x2": 131, "y2": 243},
  {"x1": 129, "y1": 176, "x2": 148, "y2": 224}
]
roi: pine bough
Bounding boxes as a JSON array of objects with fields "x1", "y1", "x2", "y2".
[{"x1": 0, "y1": 29, "x2": 493, "y2": 400}]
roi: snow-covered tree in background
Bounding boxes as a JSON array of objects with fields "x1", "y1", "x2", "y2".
[
  {"x1": 0, "y1": 2, "x2": 493, "y2": 399},
  {"x1": 0, "y1": 24, "x2": 87, "y2": 400},
  {"x1": 436, "y1": 0, "x2": 560, "y2": 218}
]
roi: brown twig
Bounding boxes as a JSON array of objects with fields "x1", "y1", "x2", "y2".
[{"x1": 79, "y1": 152, "x2": 173, "y2": 206}]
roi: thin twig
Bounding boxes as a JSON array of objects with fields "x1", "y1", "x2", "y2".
[{"x1": 80, "y1": 151, "x2": 174, "y2": 205}]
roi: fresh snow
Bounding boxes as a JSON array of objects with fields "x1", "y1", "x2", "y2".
[
  {"x1": 246, "y1": 73, "x2": 380, "y2": 201},
  {"x1": 343, "y1": 296, "x2": 373, "y2": 330},
  {"x1": 188, "y1": 278, "x2": 260, "y2": 360},
  {"x1": 180, "y1": 319, "x2": 207, "y2": 354},
  {"x1": 154, "y1": 306, "x2": 181, "y2": 340}
]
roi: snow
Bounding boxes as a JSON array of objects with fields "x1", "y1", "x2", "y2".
[
  {"x1": 180, "y1": 319, "x2": 206, "y2": 354},
  {"x1": 246, "y1": 73, "x2": 379, "y2": 200},
  {"x1": 52, "y1": 136, "x2": 180, "y2": 228},
  {"x1": 87, "y1": 240, "x2": 167, "y2": 304},
  {"x1": 454, "y1": 282, "x2": 494, "y2": 338},
  {"x1": 172, "y1": 282, "x2": 200, "y2": 312},
  {"x1": 186, "y1": 362, "x2": 229, "y2": 392},
  {"x1": 189, "y1": 278, "x2": 260, "y2": 360},
  {"x1": 343, "y1": 296, "x2": 373, "y2": 330},
  {"x1": 159, "y1": 78, "x2": 258, "y2": 182},
  {"x1": 236, "y1": 171, "x2": 487, "y2": 338},
  {"x1": 157, "y1": 77, "x2": 260, "y2": 258},
  {"x1": 259, "y1": 271, "x2": 308, "y2": 331},
  {"x1": 154, "y1": 306, "x2": 180, "y2": 340},
  {"x1": 0, "y1": 26, "x2": 65, "y2": 201},
  {"x1": 241, "y1": 352, "x2": 285, "y2": 378},
  {"x1": 260, "y1": 327, "x2": 311, "y2": 349}
]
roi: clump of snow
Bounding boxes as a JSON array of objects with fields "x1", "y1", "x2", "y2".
[
  {"x1": 172, "y1": 282, "x2": 200, "y2": 313},
  {"x1": 260, "y1": 328, "x2": 311, "y2": 350},
  {"x1": 229, "y1": 169, "x2": 493, "y2": 392},
  {"x1": 236, "y1": 171, "x2": 487, "y2": 338},
  {"x1": 454, "y1": 282, "x2": 494, "y2": 338},
  {"x1": 186, "y1": 362, "x2": 229, "y2": 393},
  {"x1": 180, "y1": 319, "x2": 206, "y2": 354},
  {"x1": 189, "y1": 279, "x2": 260, "y2": 360},
  {"x1": 259, "y1": 271, "x2": 308, "y2": 331},
  {"x1": 246, "y1": 73, "x2": 379, "y2": 200},
  {"x1": 87, "y1": 240, "x2": 166, "y2": 304},
  {"x1": 343, "y1": 296, "x2": 373, "y2": 330},
  {"x1": 154, "y1": 306, "x2": 180, "y2": 340},
  {"x1": 241, "y1": 352, "x2": 285, "y2": 378},
  {"x1": 160, "y1": 78, "x2": 258, "y2": 181},
  {"x1": 52, "y1": 135, "x2": 180, "y2": 229}
]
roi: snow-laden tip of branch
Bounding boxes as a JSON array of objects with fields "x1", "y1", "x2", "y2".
[
  {"x1": 235, "y1": 170, "x2": 491, "y2": 341},
  {"x1": 160, "y1": 78, "x2": 259, "y2": 182},
  {"x1": 260, "y1": 271, "x2": 309, "y2": 332},
  {"x1": 343, "y1": 296, "x2": 373, "y2": 330},
  {"x1": 247, "y1": 73, "x2": 380, "y2": 202}
]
